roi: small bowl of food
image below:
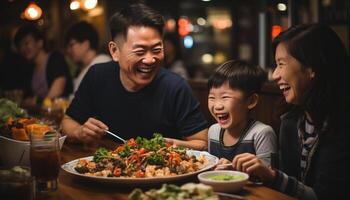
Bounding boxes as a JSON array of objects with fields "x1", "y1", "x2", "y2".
[{"x1": 198, "y1": 170, "x2": 249, "y2": 193}]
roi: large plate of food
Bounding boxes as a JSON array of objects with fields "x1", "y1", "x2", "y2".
[{"x1": 61, "y1": 134, "x2": 218, "y2": 184}]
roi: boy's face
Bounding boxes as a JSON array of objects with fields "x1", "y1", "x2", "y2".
[{"x1": 208, "y1": 82, "x2": 253, "y2": 130}]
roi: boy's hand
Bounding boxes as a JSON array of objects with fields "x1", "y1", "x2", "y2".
[{"x1": 214, "y1": 158, "x2": 232, "y2": 170}]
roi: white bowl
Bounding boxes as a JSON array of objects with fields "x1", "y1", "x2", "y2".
[
  {"x1": 0, "y1": 135, "x2": 66, "y2": 167},
  {"x1": 198, "y1": 170, "x2": 249, "y2": 193}
]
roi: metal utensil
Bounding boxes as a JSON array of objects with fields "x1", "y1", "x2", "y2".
[
  {"x1": 215, "y1": 192, "x2": 244, "y2": 199},
  {"x1": 105, "y1": 130, "x2": 126, "y2": 143}
]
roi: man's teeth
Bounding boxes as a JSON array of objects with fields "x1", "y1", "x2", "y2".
[{"x1": 138, "y1": 67, "x2": 152, "y2": 73}]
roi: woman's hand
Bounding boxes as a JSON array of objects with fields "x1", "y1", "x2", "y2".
[
  {"x1": 214, "y1": 158, "x2": 232, "y2": 170},
  {"x1": 232, "y1": 153, "x2": 276, "y2": 183}
]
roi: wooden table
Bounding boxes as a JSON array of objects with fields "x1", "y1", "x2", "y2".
[{"x1": 38, "y1": 139, "x2": 296, "y2": 200}]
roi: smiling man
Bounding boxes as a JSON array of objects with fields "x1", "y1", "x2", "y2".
[{"x1": 61, "y1": 3, "x2": 208, "y2": 150}]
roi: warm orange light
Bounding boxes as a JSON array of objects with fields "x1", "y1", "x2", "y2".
[
  {"x1": 23, "y1": 2, "x2": 42, "y2": 21},
  {"x1": 165, "y1": 19, "x2": 176, "y2": 32},
  {"x1": 178, "y1": 18, "x2": 190, "y2": 37},
  {"x1": 272, "y1": 25, "x2": 282, "y2": 39}
]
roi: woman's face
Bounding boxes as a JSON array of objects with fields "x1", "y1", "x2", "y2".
[
  {"x1": 272, "y1": 42, "x2": 314, "y2": 105},
  {"x1": 18, "y1": 34, "x2": 43, "y2": 61}
]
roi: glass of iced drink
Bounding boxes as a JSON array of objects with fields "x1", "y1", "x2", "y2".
[{"x1": 29, "y1": 131, "x2": 60, "y2": 193}]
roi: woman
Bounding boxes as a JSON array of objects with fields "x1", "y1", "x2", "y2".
[
  {"x1": 231, "y1": 24, "x2": 350, "y2": 199},
  {"x1": 14, "y1": 24, "x2": 72, "y2": 106}
]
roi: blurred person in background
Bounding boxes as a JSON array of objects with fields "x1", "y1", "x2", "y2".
[
  {"x1": 14, "y1": 24, "x2": 73, "y2": 107},
  {"x1": 65, "y1": 21, "x2": 111, "y2": 96},
  {"x1": 230, "y1": 24, "x2": 350, "y2": 200},
  {"x1": 0, "y1": 32, "x2": 32, "y2": 104},
  {"x1": 163, "y1": 33, "x2": 189, "y2": 79}
]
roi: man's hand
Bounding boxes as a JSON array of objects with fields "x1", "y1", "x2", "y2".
[{"x1": 72, "y1": 117, "x2": 108, "y2": 143}]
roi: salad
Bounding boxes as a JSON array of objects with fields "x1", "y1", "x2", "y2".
[
  {"x1": 129, "y1": 183, "x2": 219, "y2": 200},
  {"x1": 74, "y1": 133, "x2": 208, "y2": 178}
]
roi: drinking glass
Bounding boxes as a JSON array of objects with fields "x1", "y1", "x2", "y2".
[
  {"x1": 29, "y1": 131, "x2": 60, "y2": 193},
  {"x1": 0, "y1": 166, "x2": 35, "y2": 200}
]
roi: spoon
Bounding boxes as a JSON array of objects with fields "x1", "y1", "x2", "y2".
[{"x1": 105, "y1": 130, "x2": 126, "y2": 143}]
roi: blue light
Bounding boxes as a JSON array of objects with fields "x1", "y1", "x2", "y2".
[{"x1": 184, "y1": 35, "x2": 193, "y2": 49}]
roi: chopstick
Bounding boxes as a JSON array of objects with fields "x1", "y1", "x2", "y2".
[
  {"x1": 105, "y1": 130, "x2": 126, "y2": 143},
  {"x1": 216, "y1": 163, "x2": 233, "y2": 168},
  {"x1": 215, "y1": 192, "x2": 244, "y2": 200},
  {"x1": 217, "y1": 152, "x2": 275, "y2": 169}
]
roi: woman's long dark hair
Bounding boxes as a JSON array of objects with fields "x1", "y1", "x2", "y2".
[{"x1": 272, "y1": 24, "x2": 350, "y2": 131}]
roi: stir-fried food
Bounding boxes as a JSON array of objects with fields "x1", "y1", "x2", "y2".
[
  {"x1": 129, "y1": 183, "x2": 219, "y2": 200},
  {"x1": 0, "y1": 98, "x2": 57, "y2": 141},
  {"x1": 74, "y1": 134, "x2": 208, "y2": 178}
]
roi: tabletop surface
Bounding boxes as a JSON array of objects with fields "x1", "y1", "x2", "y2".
[{"x1": 37, "y1": 139, "x2": 296, "y2": 200}]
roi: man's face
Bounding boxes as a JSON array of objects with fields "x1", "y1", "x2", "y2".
[
  {"x1": 66, "y1": 39, "x2": 88, "y2": 64},
  {"x1": 109, "y1": 26, "x2": 164, "y2": 92}
]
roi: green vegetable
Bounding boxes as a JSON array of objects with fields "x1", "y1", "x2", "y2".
[
  {"x1": 135, "y1": 133, "x2": 166, "y2": 152},
  {"x1": 128, "y1": 189, "x2": 143, "y2": 200},
  {"x1": 118, "y1": 145, "x2": 130, "y2": 157},
  {"x1": 147, "y1": 153, "x2": 165, "y2": 166},
  {"x1": 0, "y1": 98, "x2": 28, "y2": 128},
  {"x1": 128, "y1": 183, "x2": 219, "y2": 200},
  {"x1": 93, "y1": 147, "x2": 109, "y2": 162}
]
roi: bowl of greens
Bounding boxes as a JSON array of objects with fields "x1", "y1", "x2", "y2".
[{"x1": 198, "y1": 170, "x2": 249, "y2": 193}]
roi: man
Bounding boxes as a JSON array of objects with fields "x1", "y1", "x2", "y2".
[
  {"x1": 61, "y1": 3, "x2": 208, "y2": 150},
  {"x1": 65, "y1": 21, "x2": 111, "y2": 94}
]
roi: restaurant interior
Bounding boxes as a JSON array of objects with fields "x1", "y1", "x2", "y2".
[{"x1": 0, "y1": 0, "x2": 349, "y2": 199}]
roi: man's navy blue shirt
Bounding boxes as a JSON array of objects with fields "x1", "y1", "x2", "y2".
[{"x1": 66, "y1": 61, "x2": 208, "y2": 139}]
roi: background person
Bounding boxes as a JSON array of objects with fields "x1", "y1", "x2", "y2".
[
  {"x1": 61, "y1": 3, "x2": 208, "y2": 150},
  {"x1": 14, "y1": 24, "x2": 73, "y2": 107},
  {"x1": 207, "y1": 60, "x2": 276, "y2": 169},
  {"x1": 231, "y1": 24, "x2": 350, "y2": 200},
  {"x1": 163, "y1": 33, "x2": 189, "y2": 79},
  {"x1": 65, "y1": 21, "x2": 111, "y2": 95}
]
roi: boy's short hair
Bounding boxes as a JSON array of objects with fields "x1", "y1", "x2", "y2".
[
  {"x1": 14, "y1": 23, "x2": 45, "y2": 48},
  {"x1": 65, "y1": 21, "x2": 99, "y2": 51},
  {"x1": 109, "y1": 3, "x2": 164, "y2": 40},
  {"x1": 208, "y1": 60, "x2": 267, "y2": 96}
]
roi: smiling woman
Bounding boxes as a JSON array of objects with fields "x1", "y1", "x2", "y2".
[
  {"x1": 230, "y1": 24, "x2": 350, "y2": 200},
  {"x1": 273, "y1": 42, "x2": 314, "y2": 105}
]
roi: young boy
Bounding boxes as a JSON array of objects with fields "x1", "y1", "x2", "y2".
[{"x1": 207, "y1": 60, "x2": 277, "y2": 169}]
